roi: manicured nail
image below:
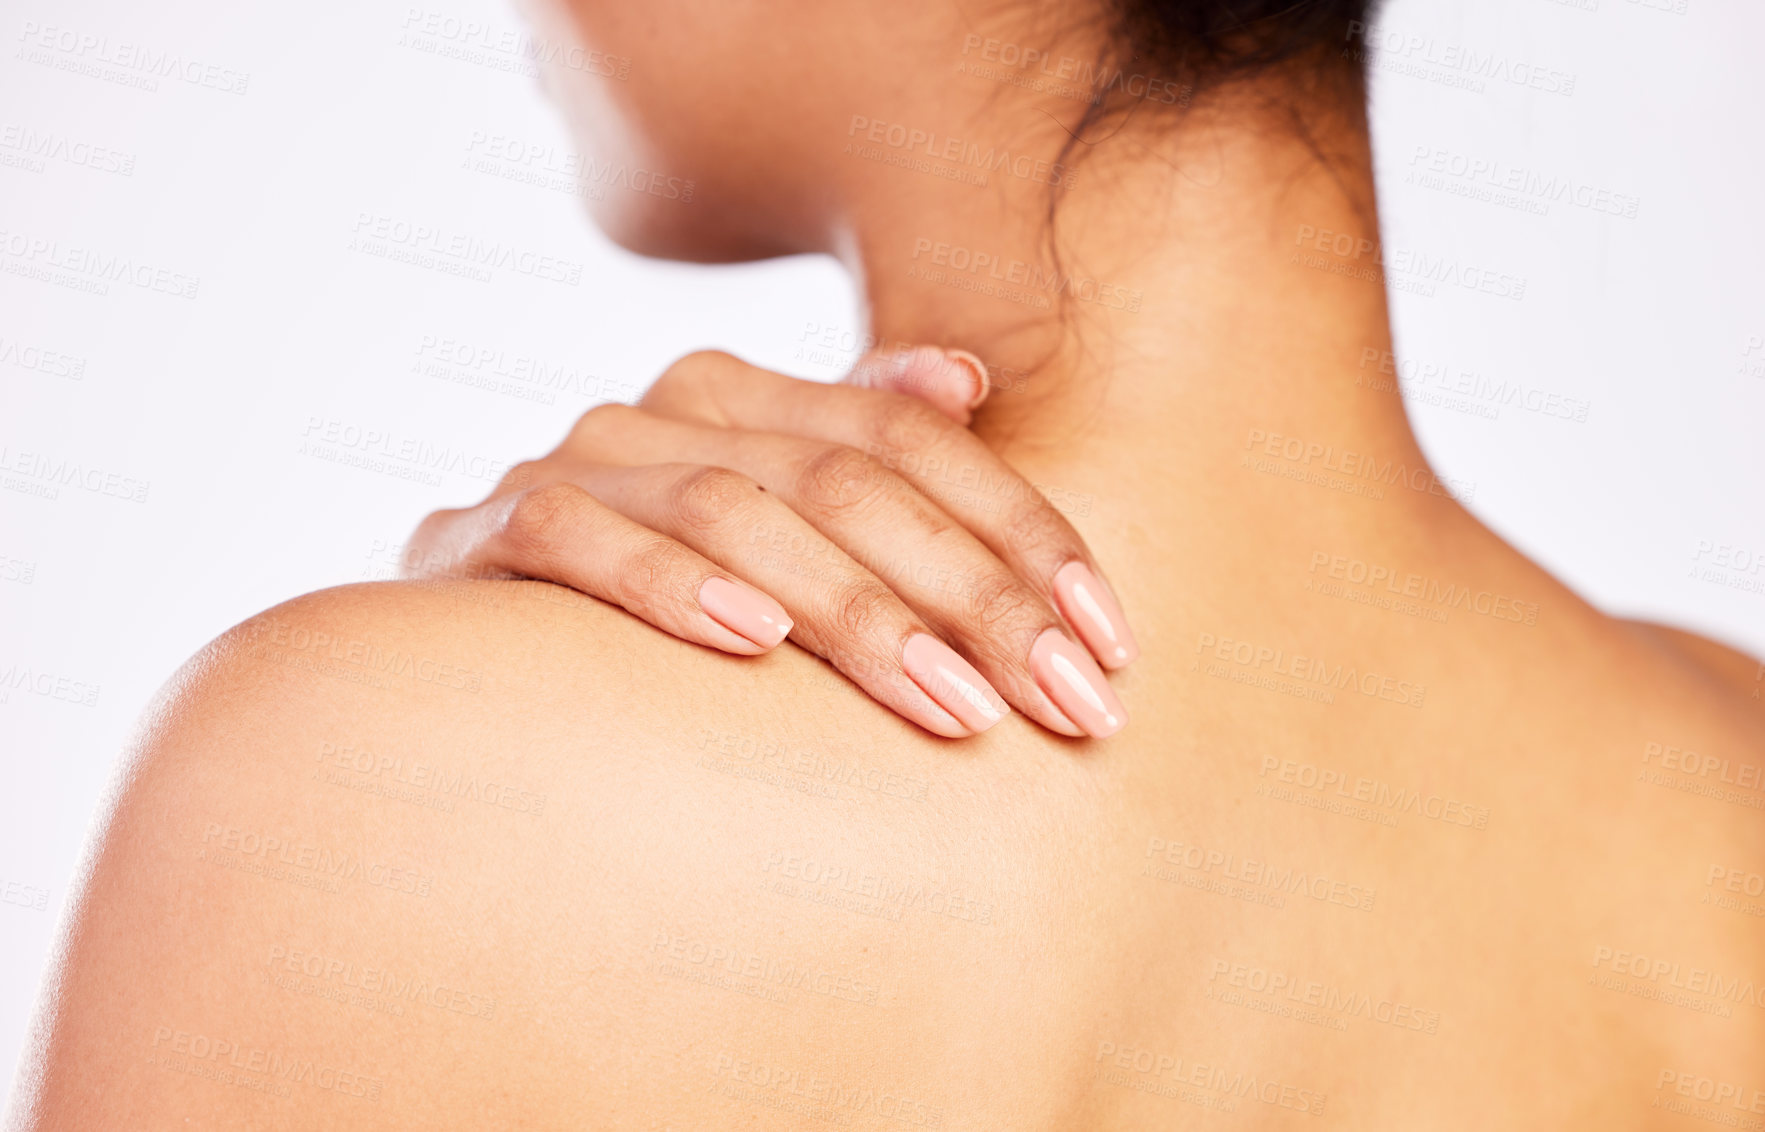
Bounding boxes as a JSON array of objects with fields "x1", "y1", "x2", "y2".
[
  {"x1": 859, "y1": 345, "x2": 990, "y2": 421},
  {"x1": 896, "y1": 345, "x2": 986, "y2": 418},
  {"x1": 698, "y1": 576, "x2": 793, "y2": 648},
  {"x1": 1053, "y1": 561, "x2": 1139, "y2": 669},
  {"x1": 903, "y1": 633, "x2": 1008, "y2": 734},
  {"x1": 941, "y1": 349, "x2": 991, "y2": 410},
  {"x1": 1029, "y1": 628, "x2": 1127, "y2": 738}
]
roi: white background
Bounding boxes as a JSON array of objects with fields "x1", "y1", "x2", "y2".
[{"x1": 2, "y1": 0, "x2": 1762, "y2": 1092}]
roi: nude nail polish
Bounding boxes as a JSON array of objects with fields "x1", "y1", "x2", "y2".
[
  {"x1": 1030, "y1": 628, "x2": 1127, "y2": 738},
  {"x1": 1053, "y1": 561, "x2": 1139, "y2": 669},
  {"x1": 897, "y1": 345, "x2": 984, "y2": 415},
  {"x1": 903, "y1": 633, "x2": 1008, "y2": 734},
  {"x1": 698, "y1": 576, "x2": 793, "y2": 648},
  {"x1": 941, "y1": 349, "x2": 991, "y2": 409}
]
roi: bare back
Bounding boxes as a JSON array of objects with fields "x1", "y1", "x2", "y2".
[{"x1": 12, "y1": 505, "x2": 1765, "y2": 1130}]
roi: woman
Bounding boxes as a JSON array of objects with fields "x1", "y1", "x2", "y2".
[{"x1": 9, "y1": 0, "x2": 1762, "y2": 1127}]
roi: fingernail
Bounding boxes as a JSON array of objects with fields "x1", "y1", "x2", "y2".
[
  {"x1": 1053, "y1": 561, "x2": 1139, "y2": 669},
  {"x1": 699, "y1": 576, "x2": 793, "y2": 648},
  {"x1": 941, "y1": 349, "x2": 991, "y2": 410},
  {"x1": 903, "y1": 633, "x2": 1008, "y2": 734},
  {"x1": 1030, "y1": 628, "x2": 1127, "y2": 738},
  {"x1": 898, "y1": 345, "x2": 986, "y2": 416}
]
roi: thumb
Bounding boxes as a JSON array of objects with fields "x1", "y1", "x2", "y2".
[{"x1": 844, "y1": 344, "x2": 991, "y2": 424}]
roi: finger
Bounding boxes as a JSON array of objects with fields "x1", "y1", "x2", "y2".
[
  {"x1": 411, "y1": 468, "x2": 1003, "y2": 739},
  {"x1": 644, "y1": 351, "x2": 1139, "y2": 669},
  {"x1": 643, "y1": 345, "x2": 988, "y2": 427},
  {"x1": 411, "y1": 482, "x2": 793, "y2": 657},
  {"x1": 565, "y1": 416, "x2": 1123, "y2": 738},
  {"x1": 842, "y1": 344, "x2": 991, "y2": 424},
  {"x1": 571, "y1": 462, "x2": 1011, "y2": 739}
]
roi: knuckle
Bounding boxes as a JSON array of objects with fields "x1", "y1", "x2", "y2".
[
  {"x1": 498, "y1": 459, "x2": 547, "y2": 493},
  {"x1": 501, "y1": 481, "x2": 592, "y2": 564},
  {"x1": 669, "y1": 465, "x2": 759, "y2": 532},
  {"x1": 999, "y1": 494, "x2": 1075, "y2": 562},
  {"x1": 658, "y1": 349, "x2": 737, "y2": 390},
  {"x1": 611, "y1": 534, "x2": 699, "y2": 623},
  {"x1": 646, "y1": 350, "x2": 742, "y2": 417},
  {"x1": 623, "y1": 533, "x2": 691, "y2": 594},
  {"x1": 831, "y1": 579, "x2": 898, "y2": 641},
  {"x1": 402, "y1": 510, "x2": 468, "y2": 577},
  {"x1": 796, "y1": 445, "x2": 890, "y2": 515},
  {"x1": 866, "y1": 393, "x2": 952, "y2": 459},
  {"x1": 566, "y1": 401, "x2": 641, "y2": 446},
  {"x1": 960, "y1": 570, "x2": 1042, "y2": 634}
]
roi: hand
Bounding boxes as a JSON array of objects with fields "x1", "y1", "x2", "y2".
[{"x1": 403, "y1": 346, "x2": 1136, "y2": 739}]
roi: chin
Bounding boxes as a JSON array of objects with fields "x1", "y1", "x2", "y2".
[{"x1": 581, "y1": 189, "x2": 807, "y2": 265}]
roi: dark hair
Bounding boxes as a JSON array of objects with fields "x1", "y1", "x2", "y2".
[
  {"x1": 1111, "y1": 0, "x2": 1377, "y2": 95},
  {"x1": 1045, "y1": 0, "x2": 1381, "y2": 197},
  {"x1": 1026, "y1": 0, "x2": 1380, "y2": 409}
]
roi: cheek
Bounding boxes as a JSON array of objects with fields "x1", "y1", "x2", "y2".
[
  {"x1": 524, "y1": 0, "x2": 650, "y2": 78},
  {"x1": 532, "y1": 65, "x2": 714, "y2": 255},
  {"x1": 519, "y1": 0, "x2": 665, "y2": 163},
  {"x1": 511, "y1": 0, "x2": 809, "y2": 261}
]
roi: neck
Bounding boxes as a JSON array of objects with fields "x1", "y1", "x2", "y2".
[{"x1": 825, "y1": 92, "x2": 1480, "y2": 623}]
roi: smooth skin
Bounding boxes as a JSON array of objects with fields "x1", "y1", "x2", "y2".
[
  {"x1": 9, "y1": 0, "x2": 1764, "y2": 1128},
  {"x1": 405, "y1": 346, "x2": 1132, "y2": 739}
]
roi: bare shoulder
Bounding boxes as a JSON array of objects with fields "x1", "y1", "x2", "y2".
[
  {"x1": 8, "y1": 581, "x2": 1088, "y2": 1130},
  {"x1": 1621, "y1": 618, "x2": 1765, "y2": 707}
]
